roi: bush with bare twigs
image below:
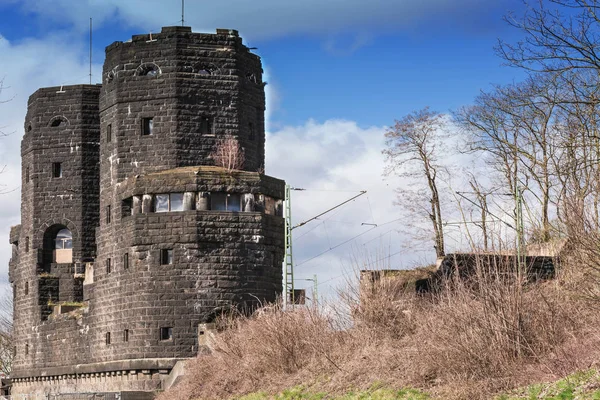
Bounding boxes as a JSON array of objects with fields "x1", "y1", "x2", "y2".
[
  {"x1": 210, "y1": 135, "x2": 245, "y2": 171},
  {"x1": 159, "y1": 250, "x2": 600, "y2": 400}
]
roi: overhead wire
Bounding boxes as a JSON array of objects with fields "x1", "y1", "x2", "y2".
[
  {"x1": 295, "y1": 226, "x2": 377, "y2": 267},
  {"x1": 293, "y1": 216, "x2": 407, "y2": 268}
]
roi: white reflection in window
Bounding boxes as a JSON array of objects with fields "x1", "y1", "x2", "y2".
[
  {"x1": 55, "y1": 228, "x2": 73, "y2": 249},
  {"x1": 170, "y1": 193, "x2": 184, "y2": 211},
  {"x1": 154, "y1": 194, "x2": 169, "y2": 212}
]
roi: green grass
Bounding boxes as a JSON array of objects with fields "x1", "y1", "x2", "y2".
[
  {"x1": 235, "y1": 384, "x2": 430, "y2": 400},
  {"x1": 498, "y1": 369, "x2": 600, "y2": 399}
]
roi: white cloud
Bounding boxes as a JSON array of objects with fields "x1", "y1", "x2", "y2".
[
  {"x1": 0, "y1": 33, "x2": 103, "y2": 284},
  {"x1": 0, "y1": 17, "x2": 501, "y2": 303},
  {"x1": 7, "y1": 0, "x2": 512, "y2": 41}
]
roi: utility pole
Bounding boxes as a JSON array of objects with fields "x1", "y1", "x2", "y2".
[
  {"x1": 283, "y1": 184, "x2": 294, "y2": 310},
  {"x1": 515, "y1": 187, "x2": 525, "y2": 279},
  {"x1": 297, "y1": 275, "x2": 318, "y2": 305},
  {"x1": 282, "y1": 188, "x2": 366, "y2": 310}
]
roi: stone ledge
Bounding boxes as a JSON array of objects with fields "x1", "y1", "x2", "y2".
[{"x1": 12, "y1": 357, "x2": 188, "y2": 379}]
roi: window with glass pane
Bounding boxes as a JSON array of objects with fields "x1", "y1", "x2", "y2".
[
  {"x1": 170, "y1": 193, "x2": 184, "y2": 211},
  {"x1": 154, "y1": 194, "x2": 169, "y2": 212},
  {"x1": 227, "y1": 194, "x2": 241, "y2": 211},
  {"x1": 55, "y1": 229, "x2": 73, "y2": 249},
  {"x1": 211, "y1": 193, "x2": 227, "y2": 211}
]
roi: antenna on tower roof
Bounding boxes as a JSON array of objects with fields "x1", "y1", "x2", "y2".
[
  {"x1": 90, "y1": 17, "x2": 92, "y2": 85},
  {"x1": 182, "y1": 0, "x2": 185, "y2": 26},
  {"x1": 89, "y1": 18, "x2": 93, "y2": 84}
]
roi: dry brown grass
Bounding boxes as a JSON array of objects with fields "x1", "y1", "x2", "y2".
[{"x1": 159, "y1": 251, "x2": 600, "y2": 400}]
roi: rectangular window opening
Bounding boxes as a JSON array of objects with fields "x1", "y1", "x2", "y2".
[
  {"x1": 123, "y1": 253, "x2": 129, "y2": 269},
  {"x1": 160, "y1": 327, "x2": 173, "y2": 341},
  {"x1": 142, "y1": 118, "x2": 154, "y2": 136},
  {"x1": 26, "y1": 166, "x2": 30, "y2": 183},
  {"x1": 105, "y1": 332, "x2": 111, "y2": 345},
  {"x1": 24, "y1": 281, "x2": 29, "y2": 296},
  {"x1": 106, "y1": 205, "x2": 111, "y2": 224},
  {"x1": 200, "y1": 116, "x2": 212, "y2": 135},
  {"x1": 52, "y1": 162, "x2": 62, "y2": 178},
  {"x1": 160, "y1": 249, "x2": 173, "y2": 265},
  {"x1": 25, "y1": 343, "x2": 29, "y2": 355},
  {"x1": 106, "y1": 258, "x2": 112, "y2": 274},
  {"x1": 210, "y1": 192, "x2": 241, "y2": 212},
  {"x1": 154, "y1": 193, "x2": 184, "y2": 212},
  {"x1": 249, "y1": 122, "x2": 255, "y2": 140},
  {"x1": 124, "y1": 329, "x2": 129, "y2": 342},
  {"x1": 154, "y1": 194, "x2": 169, "y2": 213},
  {"x1": 25, "y1": 236, "x2": 29, "y2": 253},
  {"x1": 121, "y1": 197, "x2": 133, "y2": 217},
  {"x1": 170, "y1": 193, "x2": 184, "y2": 211},
  {"x1": 107, "y1": 123, "x2": 112, "y2": 142}
]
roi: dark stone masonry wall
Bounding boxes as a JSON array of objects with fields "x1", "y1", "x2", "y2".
[
  {"x1": 10, "y1": 26, "x2": 285, "y2": 397},
  {"x1": 12, "y1": 85, "x2": 101, "y2": 379}
]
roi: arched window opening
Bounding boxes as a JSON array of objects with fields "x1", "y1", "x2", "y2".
[
  {"x1": 50, "y1": 117, "x2": 68, "y2": 127},
  {"x1": 54, "y1": 228, "x2": 73, "y2": 263},
  {"x1": 194, "y1": 63, "x2": 219, "y2": 75},
  {"x1": 137, "y1": 63, "x2": 161, "y2": 77},
  {"x1": 43, "y1": 226, "x2": 73, "y2": 265}
]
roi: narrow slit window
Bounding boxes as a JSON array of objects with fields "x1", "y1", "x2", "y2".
[
  {"x1": 106, "y1": 258, "x2": 112, "y2": 274},
  {"x1": 124, "y1": 329, "x2": 129, "y2": 342},
  {"x1": 123, "y1": 253, "x2": 129, "y2": 269},
  {"x1": 25, "y1": 236, "x2": 29, "y2": 253},
  {"x1": 160, "y1": 249, "x2": 173, "y2": 265},
  {"x1": 249, "y1": 122, "x2": 255, "y2": 141},
  {"x1": 106, "y1": 205, "x2": 111, "y2": 224},
  {"x1": 142, "y1": 118, "x2": 154, "y2": 136},
  {"x1": 25, "y1": 343, "x2": 29, "y2": 355},
  {"x1": 26, "y1": 167, "x2": 30, "y2": 183},
  {"x1": 24, "y1": 281, "x2": 29, "y2": 296},
  {"x1": 107, "y1": 124, "x2": 112, "y2": 142},
  {"x1": 52, "y1": 162, "x2": 62, "y2": 178},
  {"x1": 105, "y1": 332, "x2": 111, "y2": 345},
  {"x1": 160, "y1": 327, "x2": 173, "y2": 341},
  {"x1": 200, "y1": 116, "x2": 212, "y2": 135}
]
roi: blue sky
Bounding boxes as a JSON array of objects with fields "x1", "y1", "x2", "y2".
[{"x1": 0, "y1": 0, "x2": 531, "y2": 298}]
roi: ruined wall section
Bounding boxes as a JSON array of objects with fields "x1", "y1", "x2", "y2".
[{"x1": 12, "y1": 85, "x2": 100, "y2": 377}]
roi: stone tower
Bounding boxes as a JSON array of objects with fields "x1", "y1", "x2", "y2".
[{"x1": 9, "y1": 27, "x2": 285, "y2": 397}]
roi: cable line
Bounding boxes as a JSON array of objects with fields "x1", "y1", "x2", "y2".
[{"x1": 295, "y1": 226, "x2": 377, "y2": 267}]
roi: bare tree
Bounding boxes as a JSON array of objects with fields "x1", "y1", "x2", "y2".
[
  {"x1": 498, "y1": 0, "x2": 600, "y2": 76},
  {"x1": 457, "y1": 75, "x2": 562, "y2": 243},
  {"x1": 0, "y1": 288, "x2": 13, "y2": 376},
  {"x1": 383, "y1": 107, "x2": 447, "y2": 258},
  {"x1": 210, "y1": 135, "x2": 245, "y2": 172}
]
